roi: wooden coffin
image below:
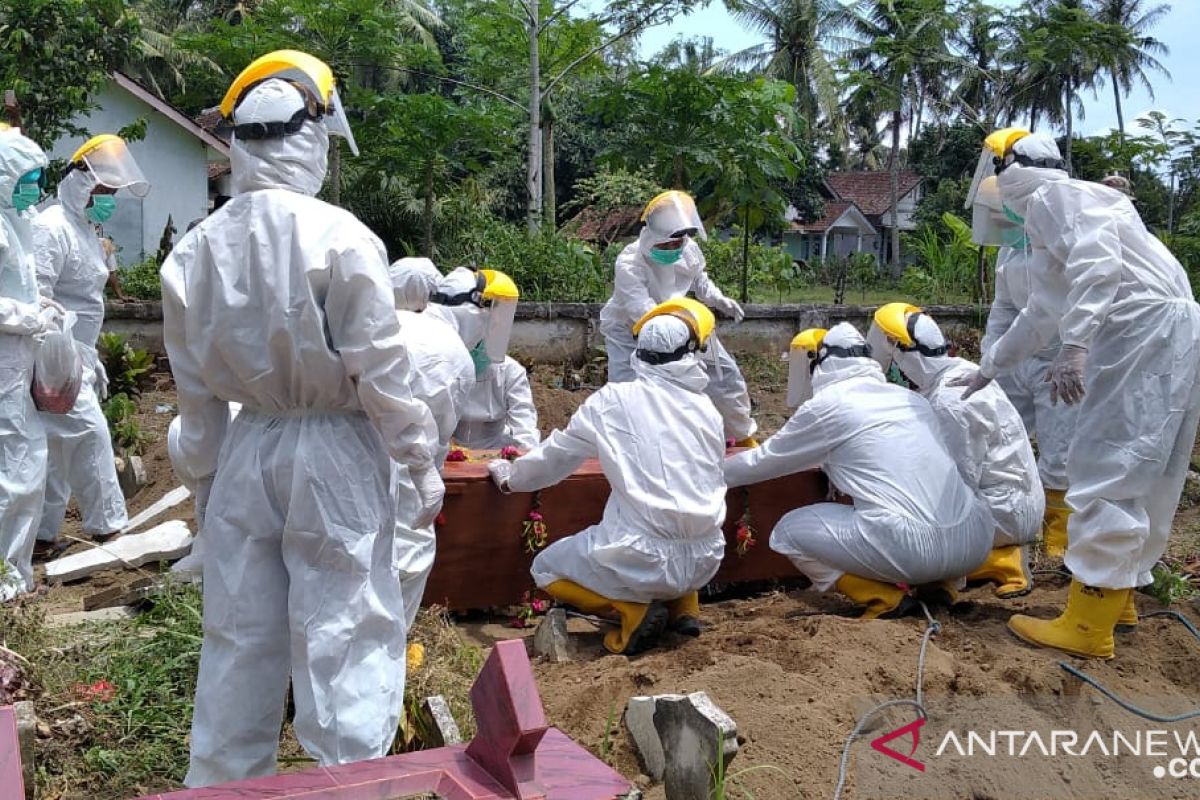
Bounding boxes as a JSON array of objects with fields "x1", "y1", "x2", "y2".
[{"x1": 423, "y1": 454, "x2": 828, "y2": 611}]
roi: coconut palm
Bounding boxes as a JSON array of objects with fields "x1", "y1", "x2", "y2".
[
  {"x1": 951, "y1": 0, "x2": 1015, "y2": 129},
  {"x1": 719, "y1": 0, "x2": 858, "y2": 136},
  {"x1": 1090, "y1": 0, "x2": 1170, "y2": 143}
]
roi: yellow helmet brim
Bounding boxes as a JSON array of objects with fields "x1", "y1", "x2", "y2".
[
  {"x1": 633, "y1": 297, "x2": 715, "y2": 348},
  {"x1": 480, "y1": 269, "x2": 519, "y2": 301},
  {"x1": 872, "y1": 302, "x2": 922, "y2": 346},
  {"x1": 221, "y1": 49, "x2": 337, "y2": 119},
  {"x1": 984, "y1": 127, "x2": 1031, "y2": 159},
  {"x1": 790, "y1": 328, "x2": 828, "y2": 354}
]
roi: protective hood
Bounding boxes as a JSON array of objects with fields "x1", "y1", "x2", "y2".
[
  {"x1": 796, "y1": 322, "x2": 883, "y2": 402},
  {"x1": 0, "y1": 130, "x2": 48, "y2": 211},
  {"x1": 884, "y1": 313, "x2": 955, "y2": 391},
  {"x1": 426, "y1": 267, "x2": 487, "y2": 348},
  {"x1": 57, "y1": 167, "x2": 98, "y2": 219},
  {"x1": 632, "y1": 316, "x2": 708, "y2": 392},
  {"x1": 389, "y1": 256, "x2": 440, "y2": 311},
  {"x1": 231, "y1": 99, "x2": 329, "y2": 197},
  {"x1": 997, "y1": 135, "x2": 1067, "y2": 221}
]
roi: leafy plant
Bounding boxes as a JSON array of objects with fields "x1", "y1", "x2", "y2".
[
  {"x1": 900, "y1": 213, "x2": 986, "y2": 304},
  {"x1": 101, "y1": 392, "x2": 147, "y2": 454},
  {"x1": 97, "y1": 332, "x2": 155, "y2": 398},
  {"x1": 1145, "y1": 562, "x2": 1196, "y2": 607},
  {"x1": 114, "y1": 258, "x2": 163, "y2": 301}
]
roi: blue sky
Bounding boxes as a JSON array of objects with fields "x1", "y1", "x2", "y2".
[{"x1": 634, "y1": 0, "x2": 1199, "y2": 136}]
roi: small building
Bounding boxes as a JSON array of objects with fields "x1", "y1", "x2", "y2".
[
  {"x1": 824, "y1": 170, "x2": 923, "y2": 265},
  {"x1": 782, "y1": 200, "x2": 877, "y2": 263},
  {"x1": 47, "y1": 73, "x2": 230, "y2": 265}
]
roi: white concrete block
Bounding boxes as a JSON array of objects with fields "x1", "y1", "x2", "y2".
[{"x1": 45, "y1": 520, "x2": 192, "y2": 582}]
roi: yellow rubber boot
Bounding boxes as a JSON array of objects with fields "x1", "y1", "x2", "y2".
[
  {"x1": 667, "y1": 592, "x2": 702, "y2": 637},
  {"x1": 1116, "y1": 592, "x2": 1138, "y2": 629},
  {"x1": 1042, "y1": 489, "x2": 1070, "y2": 559},
  {"x1": 545, "y1": 579, "x2": 613, "y2": 616},
  {"x1": 966, "y1": 546, "x2": 1032, "y2": 598},
  {"x1": 835, "y1": 574, "x2": 911, "y2": 620},
  {"x1": 1008, "y1": 580, "x2": 1130, "y2": 660},
  {"x1": 734, "y1": 437, "x2": 759, "y2": 448},
  {"x1": 606, "y1": 600, "x2": 668, "y2": 655}
]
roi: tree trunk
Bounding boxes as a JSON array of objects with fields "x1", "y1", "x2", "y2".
[
  {"x1": 1112, "y1": 73, "x2": 1126, "y2": 149},
  {"x1": 328, "y1": 141, "x2": 341, "y2": 207},
  {"x1": 1063, "y1": 78, "x2": 1074, "y2": 177},
  {"x1": 740, "y1": 204, "x2": 751, "y2": 304},
  {"x1": 673, "y1": 154, "x2": 684, "y2": 189},
  {"x1": 422, "y1": 161, "x2": 435, "y2": 257},
  {"x1": 888, "y1": 104, "x2": 901, "y2": 273},
  {"x1": 542, "y1": 116, "x2": 556, "y2": 228},
  {"x1": 526, "y1": 3, "x2": 542, "y2": 233},
  {"x1": 1169, "y1": 170, "x2": 1177, "y2": 234}
]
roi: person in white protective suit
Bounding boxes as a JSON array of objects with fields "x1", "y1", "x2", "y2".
[
  {"x1": 867, "y1": 303, "x2": 1043, "y2": 599},
  {"x1": 599, "y1": 190, "x2": 757, "y2": 446},
  {"x1": 488, "y1": 298, "x2": 727, "y2": 655},
  {"x1": 162, "y1": 50, "x2": 443, "y2": 786},
  {"x1": 166, "y1": 402, "x2": 241, "y2": 577},
  {"x1": 982, "y1": 245, "x2": 1078, "y2": 559},
  {"x1": 954, "y1": 129, "x2": 1200, "y2": 659},
  {"x1": 453, "y1": 355, "x2": 540, "y2": 452},
  {"x1": 725, "y1": 323, "x2": 994, "y2": 619},
  {"x1": 0, "y1": 128, "x2": 55, "y2": 602},
  {"x1": 388, "y1": 257, "x2": 474, "y2": 627},
  {"x1": 32, "y1": 135, "x2": 151, "y2": 553}
]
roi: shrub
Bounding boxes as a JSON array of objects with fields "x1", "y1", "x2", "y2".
[{"x1": 114, "y1": 258, "x2": 162, "y2": 301}]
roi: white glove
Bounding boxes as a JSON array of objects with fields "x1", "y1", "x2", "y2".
[
  {"x1": 714, "y1": 296, "x2": 744, "y2": 323},
  {"x1": 948, "y1": 367, "x2": 993, "y2": 400},
  {"x1": 1045, "y1": 344, "x2": 1087, "y2": 406},
  {"x1": 409, "y1": 465, "x2": 445, "y2": 529},
  {"x1": 39, "y1": 295, "x2": 65, "y2": 314},
  {"x1": 94, "y1": 361, "x2": 109, "y2": 400},
  {"x1": 488, "y1": 459, "x2": 513, "y2": 493}
]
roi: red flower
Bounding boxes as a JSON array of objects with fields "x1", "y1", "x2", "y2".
[
  {"x1": 435, "y1": 512, "x2": 446, "y2": 527},
  {"x1": 77, "y1": 679, "x2": 117, "y2": 703},
  {"x1": 500, "y1": 446, "x2": 521, "y2": 461},
  {"x1": 446, "y1": 448, "x2": 468, "y2": 463},
  {"x1": 531, "y1": 598, "x2": 549, "y2": 613},
  {"x1": 528, "y1": 511, "x2": 543, "y2": 522}
]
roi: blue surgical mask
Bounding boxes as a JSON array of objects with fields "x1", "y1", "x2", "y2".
[
  {"x1": 86, "y1": 195, "x2": 117, "y2": 224},
  {"x1": 11, "y1": 182, "x2": 40, "y2": 212},
  {"x1": 469, "y1": 341, "x2": 491, "y2": 377},
  {"x1": 649, "y1": 246, "x2": 683, "y2": 265}
]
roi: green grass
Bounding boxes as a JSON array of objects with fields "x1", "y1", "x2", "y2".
[{"x1": 743, "y1": 286, "x2": 973, "y2": 305}]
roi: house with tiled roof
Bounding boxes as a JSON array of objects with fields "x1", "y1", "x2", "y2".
[
  {"x1": 47, "y1": 73, "x2": 231, "y2": 264},
  {"x1": 783, "y1": 170, "x2": 923, "y2": 266}
]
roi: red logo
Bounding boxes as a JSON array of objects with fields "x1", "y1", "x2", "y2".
[{"x1": 871, "y1": 718, "x2": 926, "y2": 772}]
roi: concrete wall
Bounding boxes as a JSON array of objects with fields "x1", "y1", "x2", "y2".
[
  {"x1": 107, "y1": 301, "x2": 989, "y2": 364},
  {"x1": 47, "y1": 84, "x2": 217, "y2": 265}
]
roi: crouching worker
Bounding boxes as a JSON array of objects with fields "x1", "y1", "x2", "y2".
[
  {"x1": 725, "y1": 323, "x2": 994, "y2": 618},
  {"x1": 488, "y1": 298, "x2": 726, "y2": 655},
  {"x1": 868, "y1": 303, "x2": 1043, "y2": 598}
]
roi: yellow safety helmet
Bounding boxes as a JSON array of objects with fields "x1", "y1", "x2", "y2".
[
  {"x1": 67, "y1": 134, "x2": 149, "y2": 197},
  {"x1": 790, "y1": 327, "x2": 827, "y2": 355},
  {"x1": 984, "y1": 127, "x2": 1031, "y2": 159},
  {"x1": 632, "y1": 297, "x2": 716, "y2": 352},
  {"x1": 872, "y1": 302, "x2": 923, "y2": 347},
  {"x1": 786, "y1": 328, "x2": 827, "y2": 406},
  {"x1": 479, "y1": 268, "x2": 520, "y2": 302},
  {"x1": 220, "y1": 49, "x2": 359, "y2": 156}
]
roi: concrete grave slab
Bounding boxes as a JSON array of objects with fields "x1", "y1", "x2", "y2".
[{"x1": 45, "y1": 520, "x2": 192, "y2": 583}]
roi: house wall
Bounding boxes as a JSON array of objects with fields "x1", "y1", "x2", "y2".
[{"x1": 47, "y1": 84, "x2": 216, "y2": 266}]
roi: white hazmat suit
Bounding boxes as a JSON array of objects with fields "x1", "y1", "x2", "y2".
[
  {"x1": 977, "y1": 143, "x2": 1200, "y2": 591},
  {"x1": 496, "y1": 316, "x2": 727, "y2": 604},
  {"x1": 389, "y1": 260, "x2": 474, "y2": 627},
  {"x1": 982, "y1": 246, "x2": 1078, "y2": 494},
  {"x1": 164, "y1": 80, "x2": 440, "y2": 787},
  {"x1": 600, "y1": 234, "x2": 756, "y2": 443},
  {"x1": 0, "y1": 130, "x2": 50, "y2": 601},
  {"x1": 726, "y1": 323, "x2": 994, "y2": 593},
  {"x1": 453, "y1": 356, "x2": 540, "y2": 451},
  {"x1": 33, "y1": 167, "x2": 128, "y2": 542}
]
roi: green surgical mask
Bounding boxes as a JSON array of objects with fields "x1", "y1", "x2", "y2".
[
  {"x1": 649, "y1": 246, "x2": 683, "y2": 265},
  {"x1": 469, "y1": 341, "x2": 491, "y2": 377},
  {"x1": 86, "y1": 195, "x2": 117, "y2": 224},
  {"x1": 11, "y1": 182, "x2": 40, "y2": 212},
  {"x1": 1001, "y1": 204, "x2": 1024, "y2": 226}
]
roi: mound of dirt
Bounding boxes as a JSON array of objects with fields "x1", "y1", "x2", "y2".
[{"x1": 513, "y1": 580, "x2": 1200, "y2": 799}]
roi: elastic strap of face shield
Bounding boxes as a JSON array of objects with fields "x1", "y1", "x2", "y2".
[
  {"x1": 896, "y1": 313, "x2": 948, "y2": 357},
  {"x1": 811, "y1": 343, "x2": 873, "y2": 372},
  {"x1": 636, "y1": 315, "x2": 704, "y2": 365},
  {"x1": 430, "y1": 272, "x2": 487, "y2": 308},
  {"x1": 226, "y1": 79, "x2": 327, "y2": 142},
  {"x1": 994, "y1": 152, "x2": 1065, "y2": 175}
]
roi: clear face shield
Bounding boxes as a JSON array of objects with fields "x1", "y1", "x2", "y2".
[
  {"x1": 266, "y1": 66, "x2": 359, "y2": 157},
  {"x1": 643, "y1": 191, "x2": 707, "y2": 246},
  {"x1": 81, "y1": 138, "x2": 149, "y2": 197},
  {"x1": 482, "y1": 296, "x2": 517, "y2": 362},
  {"x1": 865, "y1": 322, "x2": 897, "y2": 374},
  {"x1": 786, "y1": 348, "x2": 816, "y2": 407}
]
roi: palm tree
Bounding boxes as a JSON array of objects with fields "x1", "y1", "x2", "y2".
[
  {"x1": 719, "y1": 0, "x2": 858, "y2": 138},
  {"x1": 1090, "y1": 0, "x2": 1170, "y2": 145},
  {"x1": 846, "y1": 0, "x2": 958, "y2": 271},
  {"x1": 951, "y1": 0, "x2": 1014, "y2": 129},
  {"x1": 655, "y1": 35, "x2": 725, "y2": 73},
  {"x1": 123, "y1": 1, "x2": 225, "y2": 99}
]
